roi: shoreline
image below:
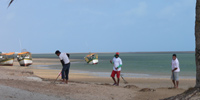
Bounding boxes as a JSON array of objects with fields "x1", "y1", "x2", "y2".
[
  {"x1": 29, "y1": 58, "x2": 196, "y2": 90},
  {"x1": 30, "y1": 63, "x2": 196, "y2": 80},
  {"x1": 27, "y1": 58, "x2": 196, "y2": 80},
  {"x1": 0, "y1": 58, "x2": 196, "y2": 100}
]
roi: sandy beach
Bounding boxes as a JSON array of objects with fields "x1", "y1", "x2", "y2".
[{"x1": 0, "y1": 58, "x2": 196, "y2": 100}]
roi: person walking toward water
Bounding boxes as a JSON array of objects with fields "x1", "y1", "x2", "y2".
[
  {"x1": 110, "y1": 52, "x2": 122, "y2": 86},
  {"x1": 171, "y1": 54, "x2": 180, "y2": 88},
  {"x1": 55, "y1": 50, "x2": 70, "y2": 84}
]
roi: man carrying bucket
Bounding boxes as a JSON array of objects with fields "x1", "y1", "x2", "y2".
[{"x1": 110, "y1": 52, "x2": 122, "y2": 86}]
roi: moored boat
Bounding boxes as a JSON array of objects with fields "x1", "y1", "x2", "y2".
[
  {"x1": 84, "y1": 53, "x2": 98, "y2": 64},
  {"x1": 0, "y1": 52, "x2": 15, "y2": 66},
  {"x1": 17, "y1": 52, "x2": 32, "y2": 66}
]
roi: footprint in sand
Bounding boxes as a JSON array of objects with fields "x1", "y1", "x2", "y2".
[
  {"x1": 124, "y1": 85, "x2": 139, "y2": 89},
  {"x1": 139, "y1": 88, "x2": 156, "y2": 92}
]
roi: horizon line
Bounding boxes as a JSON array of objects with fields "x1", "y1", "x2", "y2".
[{"x1": 31, "y1": 51, "x2": 195, "y2": 54}]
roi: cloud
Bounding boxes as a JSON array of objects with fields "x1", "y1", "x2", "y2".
[
  {"x1": 157, "y1": 0, "x2": 195, "y2": 19},
  {"x1": 158, "y1": 5, "x2": 176, "y2": 18},
  {"x1": 116, "y1": 1, "x2": 147, "y2": 26},
  {"x1": 124, "y1": 2, "x2": 147, "y2": 17},
  {"x1": 5, "y1": 12, "x2": 16, "y2": 22},
  {"x1": 81, "y1": 8, "x2": 105, "y2": 16}
]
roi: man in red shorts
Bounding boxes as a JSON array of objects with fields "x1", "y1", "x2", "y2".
[{"x1": 110, "y1": 52, "x2": 122, "y2": 86}]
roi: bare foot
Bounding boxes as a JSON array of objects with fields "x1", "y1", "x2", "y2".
[
  {"x1": 113, "y1": 83, "x2": 117, "y2": 86},
  {"x1": 66, "y1": 80, "x2": 68, "y2": 84}
]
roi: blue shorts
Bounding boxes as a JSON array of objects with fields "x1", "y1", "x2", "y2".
[{"x1": 171, "y1": 72, "x2": 179, "y2": 81}]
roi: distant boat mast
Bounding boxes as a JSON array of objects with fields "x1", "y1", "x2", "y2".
[{"x1": 19, "y1": 39, "x2": 22, "y2": 52}]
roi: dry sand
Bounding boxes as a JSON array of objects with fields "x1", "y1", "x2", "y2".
[{"x1": 0, "y1": 58, "x2": 196, "y2": 100}]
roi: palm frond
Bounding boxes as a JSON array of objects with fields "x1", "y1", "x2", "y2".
[{"x1": 8, "y1": 0, "x2": 14, "y2": 8}]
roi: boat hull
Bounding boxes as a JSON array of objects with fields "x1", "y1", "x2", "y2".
[
  {"x1": 18, "y1": 59, "x2": 32, "y2": 66},
  {"x1": 0, "y1": 59, "x2": 14, "y2": 66},
  {"x1": 88, "y1": 59, "x2": 98, "y2": 64}
]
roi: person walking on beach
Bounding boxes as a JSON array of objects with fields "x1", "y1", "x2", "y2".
[
  {"x1": 55, "y1": 50, "x2": 70, "y2": 84},
  {"x1": 171, "y1": 54, "x2": 180, "y2": 88},
  {"x1": 110, "y1": 52, "x2": 122, "y2": 86}
]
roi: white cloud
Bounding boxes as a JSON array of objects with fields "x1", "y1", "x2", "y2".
[
  {"x1": 157, "y1": 0, "x2": 195, "y2": 19},
  {"x1": 124, "y1": 2, "x2": 147, "y2": 17},
  {"x1": 5, "y1": 12, "x2": 15, "y2": 22},
  {"x1": 81, "y1": 8, "x2": 105, "y2": 16},
  {"x1": 158, "y1": 5, "x2": 176, "y2": 18}
]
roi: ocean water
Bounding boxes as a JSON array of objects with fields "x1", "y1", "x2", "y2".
[{"x1": 32, "y1": 52, "x2": 196, "y2": 79}]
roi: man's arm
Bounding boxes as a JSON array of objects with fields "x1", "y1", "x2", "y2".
[
  {"x1": 118, "y1": 59, "x2": 122, "y2": 68},
  {"x1": 60, "y1": 60, "x2": 64, "y2": 66},
  {"x1": 117, "y1": 64, "x2": 122, "y2": 68},
  {"x1": 172, "y1": 68, "x2": 177, "y2": 72},
  {"x1": 110, "y1": 59, "x2": 114, "y2": 64}
]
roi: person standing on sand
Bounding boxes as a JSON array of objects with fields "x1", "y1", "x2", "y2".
[
  {"x1": 55, "y1": 50, "x2": 70, "y2": 84},
  {"x1": 110, "y1": 52, "x2": 122, "y2": 86},
  {"x1": 171, "y1": 54, "x2": 180, "y2": 88}
]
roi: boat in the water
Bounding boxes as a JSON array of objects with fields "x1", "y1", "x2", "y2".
[
  {"x1": 84, "y1": 53, "x2": 98, "y2": 64},
  {"x1": 17, "y1": 52, "x2": 32, "y2": 66},
  {"x1": 0, "y1": 52, "x2": 15, "y2": 66}
]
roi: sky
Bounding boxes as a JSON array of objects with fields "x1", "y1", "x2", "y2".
[{"x1": 0, "y1": 0, "x2": 196, "y2": 53}]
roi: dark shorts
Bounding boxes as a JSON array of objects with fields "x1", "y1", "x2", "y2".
[{"x1": 111, "y1": 70, "x2": 120, "y2": 78}]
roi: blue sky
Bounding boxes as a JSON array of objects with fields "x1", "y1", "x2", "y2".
[{"x1": 0, "y1": 0, "x2": 196, "y2": 53}]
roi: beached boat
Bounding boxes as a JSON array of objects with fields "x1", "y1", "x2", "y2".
[
  {"x1": 0, "y1": 52, "x2": 15, "y2": 66},
  {"x1": 84, "y1": 53, "x2": 98, "y2": 64},
  {"x1": 17, "y1": 52, "x2": 32, "y2": 66}
]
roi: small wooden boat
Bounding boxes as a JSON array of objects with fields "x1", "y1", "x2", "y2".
[
  {"x1": 84, "y1": 53, "x2": 98, "y2": 64},
  {"x1": 0, "y1": 52, "x2": 15, "y2": 66},
  {"x1": 17, "y1": 52, "x2": 32, "y2": 66}
]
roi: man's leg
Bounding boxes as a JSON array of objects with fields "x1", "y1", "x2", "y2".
[
  {"x1": 116, "y1": 71, "x2": 120, "y2": 86},
  {"x1": 62, "y1": 64, "x2": 67, "y2": 83},
  {"x1": 65, "y1": 63, "x2": 70, "y2": 84},
  {"x1": 117, "y1": 78, "x2": 120, "y2": 86},
  {"x1": 111, "y1": 70, "x2": 117, "y2": 85},
  {"x1": 112, "y1": 77, "x2": 117, "y2": 85},
  {"x1": 172, "y1": 80, "x2": 176, "y2": 88},
  {"x1": 61, "y1": 67, "x2": 66, "y2": 82},
  {"x1": 171, "y1": 72, "x2": 176, "y2": 88},
  {"x1": 176, "y1": 81, "x2": 179, "y2": 88},
  {"x1": 175, "y1": 72, "x2": 179, "y2": 88}
]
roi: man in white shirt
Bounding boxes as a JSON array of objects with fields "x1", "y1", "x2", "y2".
[
  {"x1": 171, "y1": 54, "x2": 180, "y2": 88},
  {"x1": 55, "y1": 50, "x2": 70, "y2": 84},
  {"x1": 110, "y1": 52, "x2": 122, "y2": 86}
]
